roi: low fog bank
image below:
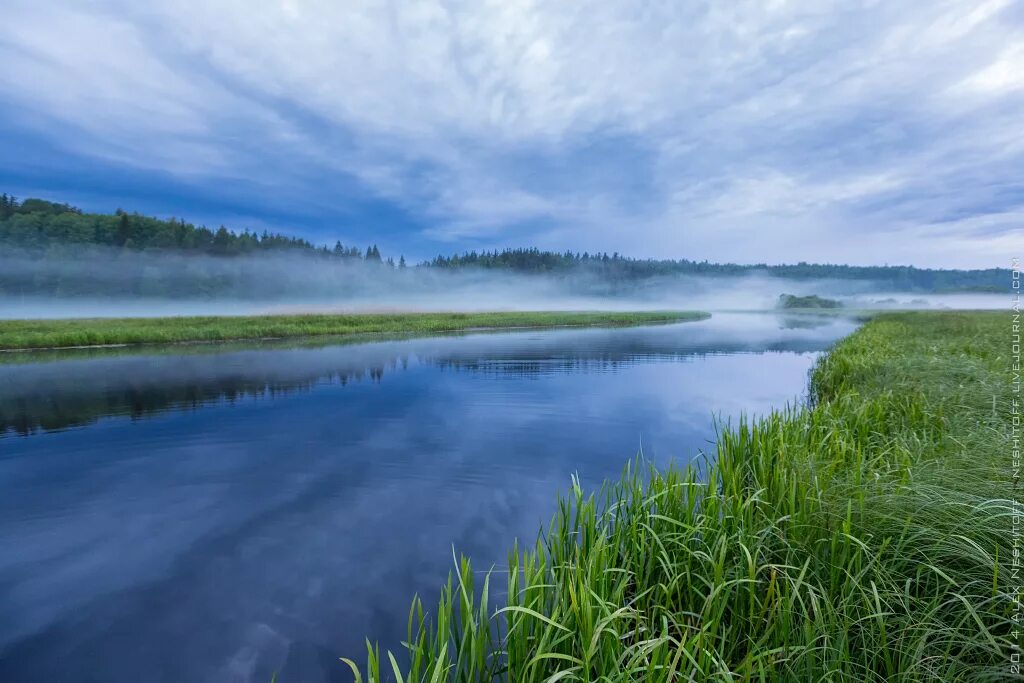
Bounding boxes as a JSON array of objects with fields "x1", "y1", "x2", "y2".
[
  {"x1": 0, "y1": 248, "x2": 1003, "y2": 319},
  {"x1": 839, "y1": 292, "x2": 1004, "y2": 310}
]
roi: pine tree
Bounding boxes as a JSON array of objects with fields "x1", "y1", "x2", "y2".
[
  {"x1": 399, "y1": 255, "x2": 406, "y2": 269},
  {"x1": 213, "y1": 226, "x2": 231, "y2": 254},
  {"x1": 116, "y1": 212, "x2": 132, "y2": 246}
]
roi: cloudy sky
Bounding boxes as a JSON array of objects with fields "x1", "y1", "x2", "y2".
[{"x1": 0, "y1": 0, "x2": 1021, "y2": 267}]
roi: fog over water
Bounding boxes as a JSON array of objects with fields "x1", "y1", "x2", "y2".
[{"x1": 0, "y1": 249, "x2": 1002, "y2": 319}]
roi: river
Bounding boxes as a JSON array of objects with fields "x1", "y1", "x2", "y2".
[{"x1": 0, "y1": 312, "x2": 858, "y2": 682}]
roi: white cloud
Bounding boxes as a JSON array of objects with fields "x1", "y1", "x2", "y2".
[
  {"x1": 958, "y1": 44, "x2": 1024, "y2": 94},
  {"x1": 0, "y1": 0, "x2": 1021, "y2": 266}
]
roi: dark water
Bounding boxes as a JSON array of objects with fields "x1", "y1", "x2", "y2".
[{"x1": 0, "y1": 313, "x2": 857, "y2": 683}]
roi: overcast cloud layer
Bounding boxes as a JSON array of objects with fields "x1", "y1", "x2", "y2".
[{"x1": 1, "y1": 0, "x2": 1021, "y2": 267}]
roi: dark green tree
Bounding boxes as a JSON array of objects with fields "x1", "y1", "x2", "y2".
[{"x1": 116, "y1": 210, "x2": 132, "y2": 246}]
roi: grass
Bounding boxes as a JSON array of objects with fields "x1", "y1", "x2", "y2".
[
  {"x1": 342, "y1": 311, "x2": 1015, "y2": 682},
  {"x1": 0, "y1": 310, "x2": 708, "y2": 351},
  {"x1": 777, "y1": 293, "x2": 843, "y2": 309}
]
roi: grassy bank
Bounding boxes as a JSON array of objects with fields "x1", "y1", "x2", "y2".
[
  {"x1": 0, "y1": 311, "x2": 708, "y2": 351},
  {"x1": 344, "y1": 311, "x2": 1012, "y2": 681}
]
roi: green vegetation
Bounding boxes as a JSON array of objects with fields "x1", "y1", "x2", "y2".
[
  {"x1": 0, "y1": 193, "x2": 379, "y2": 259},
  {"x1": 0, "y1": 311, "x2": 707, "y2": 351},
  {"x1": 777, "y1": 293, "x2": 843, "y2": 309},
  {"x1": 428, "y1": 248, "x2": 1002, "y2": 291},
  {"x1": 1, "y1": 194, "x2": 1003, "y2": 293},
  {"x1": 343, "y1": 312, "x2": 1011, "y2": 681}
]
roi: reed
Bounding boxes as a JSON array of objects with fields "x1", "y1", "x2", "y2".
[{"x1": 343, "y1": 311, "x2": 1014, "y2": 681}]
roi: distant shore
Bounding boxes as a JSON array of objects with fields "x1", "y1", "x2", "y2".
[{"x1": 0, "y1": 310, "x2": 710, "y2": 352}]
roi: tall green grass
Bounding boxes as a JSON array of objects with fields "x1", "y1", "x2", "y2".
[
  {"x1": 0, "y1": 311, "x2": 707, "y2": 350},
  {"x1": 343, "y1": 311, "x2": 1015, "y2": 681}
]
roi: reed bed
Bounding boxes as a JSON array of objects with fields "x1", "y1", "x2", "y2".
[{"x1": 343, "y1": 311, "x2": 1014, "y2": 682}]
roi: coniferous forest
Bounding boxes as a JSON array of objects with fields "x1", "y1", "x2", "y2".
[{"x1": 0, "y1": 193, "x2": 1004, "y2": 297}]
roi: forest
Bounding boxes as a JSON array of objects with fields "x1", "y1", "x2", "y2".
[
  {"x1": 0, "y1": 193, "x2": 1004, "y2": 295},
  {"x1": 428, "y1": 248, "x2": 1002, "y2": 290},
  {"x1": 0, "y1": 194, "x2": 393, "y2": 264}
]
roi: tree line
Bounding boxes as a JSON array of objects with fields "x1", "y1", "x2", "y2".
[
  {"x1": 0, "y1": 193, "x2": 1003, "y2": 293},
  {"x1": 1, "y1": 194, "x2": 398, "y2": 266},
  {"x1": 429, "y1": 247, "x2": 1003, "y2": 292}
]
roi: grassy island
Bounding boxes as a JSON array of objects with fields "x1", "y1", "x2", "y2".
[
  {"x1": 344, "y1": 311, "x2": 1011, "y2": 682},
  {"x1": 777, "y1": 293, "x2": 844, "y2": 309},
  {"x1": 0, "y1": 310, "x2": 709, "y2": 351}
]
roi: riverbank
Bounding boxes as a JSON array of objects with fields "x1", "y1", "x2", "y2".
[
  {"x1": 0, "y1": 311, "x2": 708, "y2": 351},
  {"x1": 345, "y1": 311, "x2": 1011, "y2": 681}
]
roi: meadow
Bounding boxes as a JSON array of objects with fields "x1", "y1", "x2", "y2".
[
  {"x1": 343, "y1": 311, "x2": 1013, "y2": 681},
  {"x1": 0, "y1": 311, "x2": 707, "y2": 351}
]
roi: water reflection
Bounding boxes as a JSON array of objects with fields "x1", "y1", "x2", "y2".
[
  {"x1": 3, "y1": 313, "x2": 851, "y2": 436},
  {"x1": 0, "y1": 313, "x2": 858, "y2": 683}
]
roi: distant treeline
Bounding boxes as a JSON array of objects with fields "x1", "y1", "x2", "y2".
[
  {"x1": 0, "y1": 194, "x2": 402, "y2": 266},
  {"x1": 0, "y1": 193, "x2": 1004, "y2": 294},
  {"x1": 429, "y1": 248, "x2": 1002, "y2": 291}
]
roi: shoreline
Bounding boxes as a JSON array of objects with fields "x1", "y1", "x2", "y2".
[
  {"x1": 345, "y1": 310, "x2": 1009, "y2": 680},
  {"x1": 0, "y1": 310, "x2": 710, "y2": 353}
]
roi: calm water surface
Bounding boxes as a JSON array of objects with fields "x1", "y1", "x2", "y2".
[{"x1": 0, "y1": 313, "x2": 857, "y2": 682}]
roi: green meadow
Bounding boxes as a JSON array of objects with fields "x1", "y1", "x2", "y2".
[{"x1": 0, "y1": 310, "x2": 708, "y2": 351}]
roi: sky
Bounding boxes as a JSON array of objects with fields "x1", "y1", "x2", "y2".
[{"x1": 0, "y1": 0, "x2": 1021, "y2": 268}]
